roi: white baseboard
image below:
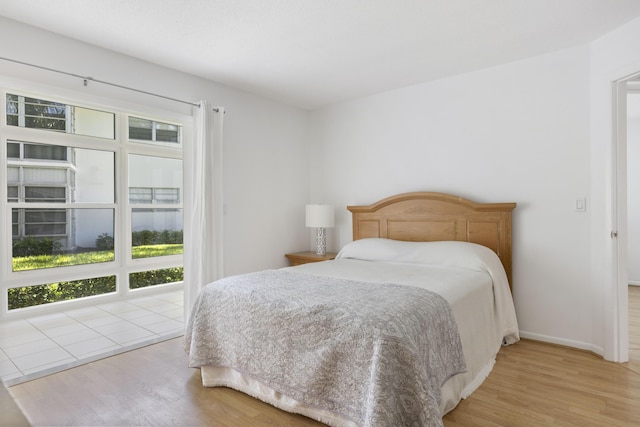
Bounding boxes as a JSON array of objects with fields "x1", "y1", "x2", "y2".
[
  {"x1": 629, "y1": 281, "x2": 640, "y2": 286},
  {"x1": 518, "y1": 331, "x2": 604, "y2": 357}
]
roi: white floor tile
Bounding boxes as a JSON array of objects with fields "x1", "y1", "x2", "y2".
[
  {"x1": 0, "y1": 357, "x2": 20, "y2": 377},
  {"x1": 21, "y1": 357, "x2": 77, "y2": 376},
  {"x1": 0, "y1": 328, "x2": 49, "y2": 348},
  {"x1": 52, "y1": 329, "x2": 103, "y2": 346},
  {"x1": 28, "y1": 313, "x2": 76, "y2": 329},
  {"x1": 159, "y1": 307, "x2": 183, "y2": 319},
  {"x1": 11, "y1": 347, "x2": 74, "y2": 372},
  {"x1": 70, "y1": 346, "x2": 120, "y2": 361},
  {"x1": 100, "y1": 327, "x2": 156, "y2": 345},
  {"x1": 0, "y1": 319, "x2": 36, "y2": 335},
  {"x1": 82, "y1": 314, "x2": 123, "y2": 329},
  {"x1": 143, "y1": 319, "x2": 184, "y2": 335},
  {"x1": 41, "y1": 322, "x2": 91, "y2": 338},
  {"x1": 97, "y1": 302, "x2": 142, "y2": 314},
  {"x1": 115, "y1": 308, "x2": 155, "y2": 321},
  {"x1": 91, "y1": 319, "x2": 138, "y2": 335},
  {"x1": 3, "y1": 338, "x2": 61, "y2": 359},
  {"x1": 156, "y1": 293, "x2": 184, "y2": 304},
  {"x1": 128, "y1": 297, "x2": 166, "y2": 309},
  {"x1": 64, "y1": 306, "x2": 111, "y2": 322},
  {"x1": 129, "y1": 314, "x2": 168, "y2": 327},
  {"x1": 1, "y1": 290, "x2": 183, "y2": 385},
  {"x1": 64, "y1": 337, "x2": 119, "y2": 358},
  {"x1": 147, "y1": 302, "x2": 182, "y2": 314}
]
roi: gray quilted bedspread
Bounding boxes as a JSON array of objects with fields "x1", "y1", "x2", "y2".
[{"x1": 184, "y1": 270, "x2": 466, "y2": 427}]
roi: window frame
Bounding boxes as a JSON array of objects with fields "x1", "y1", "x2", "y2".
[{"x1": 1, "y1": 89, "x2": 189, "y2": 317}]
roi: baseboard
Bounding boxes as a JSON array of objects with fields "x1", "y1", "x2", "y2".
[
  {"x1": 518, "y1": 331, "x2": 604, "y2": 358},
  {"x1": 629, "y1": 281, "x2": 640, "y2": 286}
]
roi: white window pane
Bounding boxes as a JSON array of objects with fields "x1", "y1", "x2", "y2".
[
  {"x1": 130, "y1": 267, "x2": 183, "y2": 289},
  {"x1": 129, "y1": 117, "x2": 153, "y2": 140},
  {"x1": 8, "y1": 276, "x2": 116, "y2": 310},
  {"x1": 131, "y1": 208, "x2": 183, "y2": 259},
  {"x1": 7, "y1": 166, "x2": 19, "y2": 182},
  {"x1": 129, "y1": 117, "x2": 181, "y2": 145},
  {"x1": 74, "y1": 148, "x2": 115, "y2": 203},
  {"x1": 73, "y1": 107, "x2": 115, "y2": 139},
  {"x1": 6, "y1": 94, "x2": 18, "y2": 126},
  {"x1": 155, "y1": 122, "x2": 179, "y2": 143},
  {"x1": 23, "y1": 97, "x2": 66, "y2": 131},
  {"x1": 12, "y1": 208, "x2": 115, "y2": 271},
  {"x1": 6, "y1": 94, "x2": 115, "y2": 140},
  {"x1": 128, "y1": 155, "x2": 182, "y2": 204}
]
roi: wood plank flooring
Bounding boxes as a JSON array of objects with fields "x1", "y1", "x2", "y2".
[
  {"x1": 4, "y1": 286, "x2": 640, "y2": 426},
  {"x1": 1, "y1": 381, "x2": 29, "y2": 427}
]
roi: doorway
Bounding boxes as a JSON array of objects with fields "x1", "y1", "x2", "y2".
[{"x1": 628, "y1": 79, "x2": 640, "y2": 365}]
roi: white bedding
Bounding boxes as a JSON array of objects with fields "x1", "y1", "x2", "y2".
[{"x1": 197, "y1": 239, "x2": 519, "y2": 424}]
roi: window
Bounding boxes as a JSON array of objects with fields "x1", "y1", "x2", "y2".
[
  {"x1": 127, "y1": 154, "x2": 183, "y2": 262},
  {"x1": 6, "y1": 94, "x2": 115, "y2": 139},
  {"x1": 6, "y1": 94, "x2": 66, "y2": 131},
  {"x1": 2, "y1": 92, "x2": 185, "y2": 311},
  {"x1": 129, "y1": 117, "x2": 180, "y2": 145},
  {"x1": 24, "y1": 143, "x2": 68, "y2": 161},
  {"x1": 7, "y1": 142, "x2": 19, "y2": 158}
]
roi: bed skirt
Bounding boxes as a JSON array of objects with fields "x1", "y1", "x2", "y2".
[{"x1": 200, "y1": 357, "x2": 496, "y2": 426}]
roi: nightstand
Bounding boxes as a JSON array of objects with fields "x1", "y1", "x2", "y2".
[{"x1": 285, "y1": 251, "x2": 338, "y2": 266}]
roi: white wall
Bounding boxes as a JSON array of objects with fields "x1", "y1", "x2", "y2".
[
  {"x1": 0, "y1": 16, "x2": 311, "y2": 276},
  {"x1": 310, "y1": 45, "x2": 594, "y2": 350},
  {"x1": 629, "y1": 94, "x2": 640, "y2": 284}
]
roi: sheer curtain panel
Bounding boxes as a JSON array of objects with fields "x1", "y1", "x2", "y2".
[{"x1": 184, "y1": 101, "x2": 225, "y2": 324}]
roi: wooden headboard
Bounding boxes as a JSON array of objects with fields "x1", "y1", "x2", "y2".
[{"x1": 347, "y1": 192, "x2": 516, "y2": 286}]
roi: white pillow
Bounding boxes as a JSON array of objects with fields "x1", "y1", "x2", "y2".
[{"x1": 336, "y1": 238, "x2": 496, "y2": 272}]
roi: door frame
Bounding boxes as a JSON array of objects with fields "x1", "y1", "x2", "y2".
[
  {"x1": 612, "y1": 78, "x2": 629, "y2": 362},
  {"x1": 611, "y1": 73, "x2": 640, "y2": 362}
]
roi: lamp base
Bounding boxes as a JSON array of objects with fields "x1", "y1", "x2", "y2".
[{"x1": 315, "y1": 227, "x2": 327, "y2": 256}]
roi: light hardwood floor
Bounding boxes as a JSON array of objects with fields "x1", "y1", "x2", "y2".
[{"x1": 5, "y1": 287, "x2": 640, "y2": 426}]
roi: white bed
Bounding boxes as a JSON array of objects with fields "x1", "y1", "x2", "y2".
[{"x1": 185, "y1": 192, "x2": 519, "y2": 426}]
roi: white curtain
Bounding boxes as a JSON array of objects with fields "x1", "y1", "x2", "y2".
[{"x1": 184, "y1": 100, "x2": 225, "y2": 324}]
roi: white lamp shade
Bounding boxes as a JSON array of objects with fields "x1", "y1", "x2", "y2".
[{"x1": 305, "y1": 204, "x2": 335, "y2": 228}]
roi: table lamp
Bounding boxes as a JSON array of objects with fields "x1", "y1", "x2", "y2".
[{"x1": 305, "y1": 204, "x2": 335, "y2": 256}]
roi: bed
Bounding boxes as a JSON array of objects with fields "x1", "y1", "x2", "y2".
[{"x1": 185, "y1": 192, "x2": 519, "y2": 427}]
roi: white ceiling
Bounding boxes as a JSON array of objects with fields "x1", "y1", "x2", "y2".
[{"x1": 2, "y1": 0, "x2": 640, "y2": 109}]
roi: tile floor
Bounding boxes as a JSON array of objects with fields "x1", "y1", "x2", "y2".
[{"x1": 0, "y1": 290, "x2": 183, "y2": 386}]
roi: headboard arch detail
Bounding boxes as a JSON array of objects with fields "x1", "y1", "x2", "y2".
[{"x1": 347, "y1": 192, "x2": 516, "y2": 287}]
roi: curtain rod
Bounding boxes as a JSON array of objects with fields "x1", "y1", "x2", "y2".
[{"x1": 0, "y1": 56, "x2": 221, "y2": 112}]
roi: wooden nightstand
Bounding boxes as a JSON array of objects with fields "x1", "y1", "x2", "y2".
[{"x1": 285, "y1": 251, "x2": 338, "y2": 266}]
